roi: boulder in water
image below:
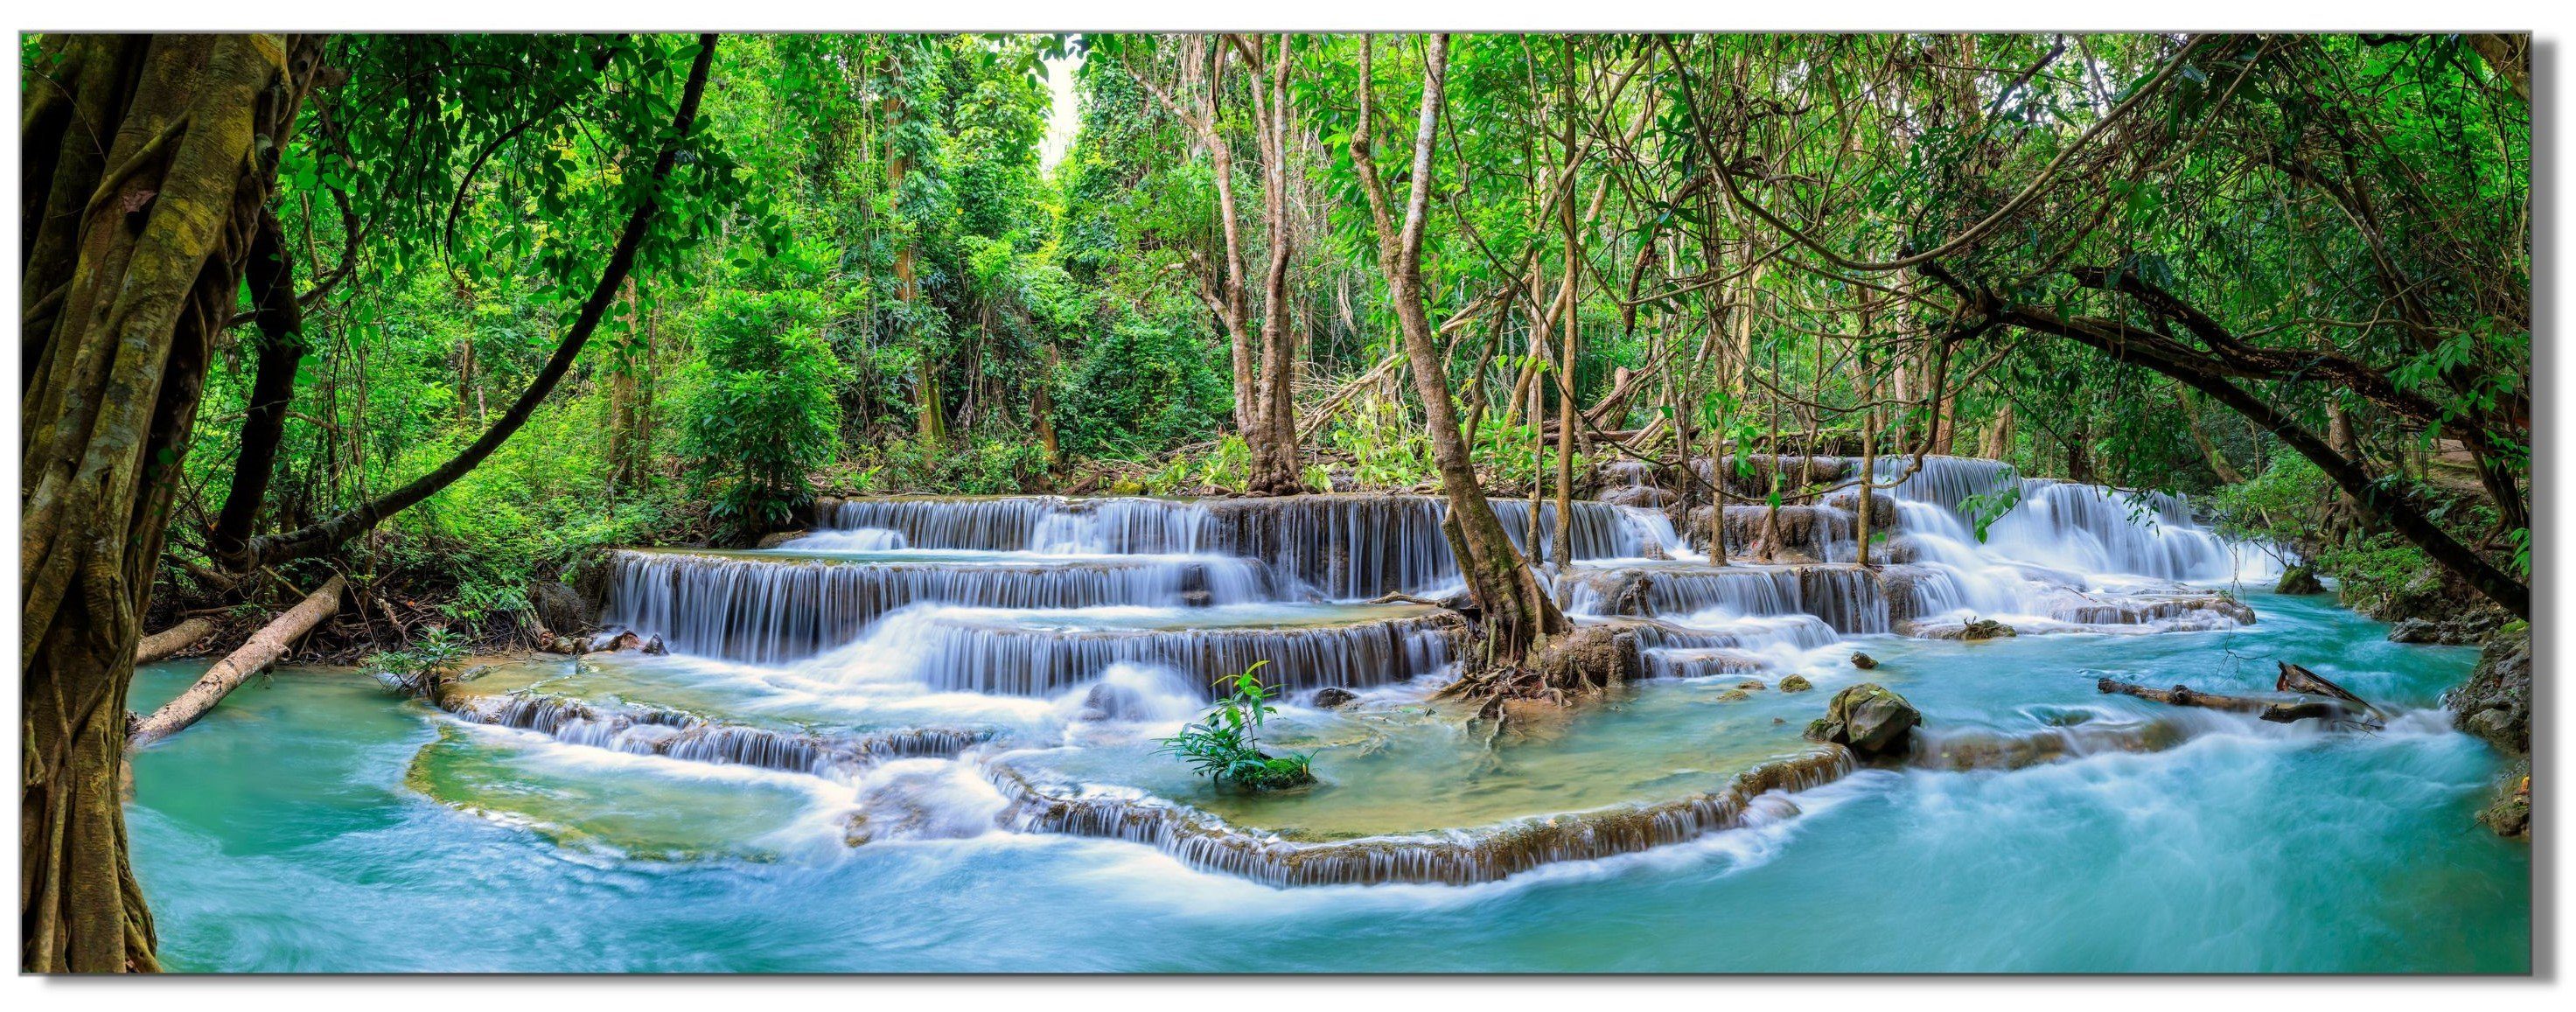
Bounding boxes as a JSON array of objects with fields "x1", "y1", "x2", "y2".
[
  {"x1": 2386, "y1": 611, "x2": 2503, "y2": 646},
  {"x1": 2447, "y1": 625, "x2": 2530, "y2": 757},
  {"x1": 2275, "y1": 564, "x2": 2326, "y2": 595},
  {"x1": 1311, "y1": 687, "x2": 1360, "y2": 709},
  {"x1": 1735, "y1": 679, "x2": 1766, "y2": 690},
  {"x1": 753, "y1": 529, "x2": 808, "y2": 549},
  {"x1": 1714, "y1": 688, "x2": 1751, "y2": 702},
  {"x1": 1850, "y1": 652, "x2": 1878, "y2": 670},
  {"x1": 2350, "y1": 566, "x2": 2510, "y2": 645},
  {"x1": 1961, "y1": 618, "x2": 2017, "y2": 641},
  {"x1": 1779, "y1": 674, "x2": 1814, "y2": 693},
  {"x1": 641, "y1": 634, "x2": 667, "y2": 656},
  {"x1": 1803, "y1": 682, "x2": 1921, "y2": 759},
  {"x1": 583, "y1": 629, "x2": 642, "y2": 653}
]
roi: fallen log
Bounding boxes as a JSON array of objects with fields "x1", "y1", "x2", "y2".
[
  {"x1": 129, "y1": 576, "x2": 346, "y2": 746},
  {"x1": 133, "y1": 618, "x2": 218, "y2": 665},
  {"x1": 2096, "y1": 677, "x2": 2368, "y2": 726},
  {"x1": 2276, "y1": 661, "x2": 2384, "y2": 717}
]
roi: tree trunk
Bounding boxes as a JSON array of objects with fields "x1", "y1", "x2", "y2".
[
  {"x1": 606, "y1": 277, "x2": 646, "y2": 488},
  {"x1": 133, "y1": 619, "x2": 216, "y2": 666},
  {"x1": 21, "y1": 32, "x2": 321, "y2": 974},
  {"x1": 1550, "y1": 156, "x2": 1580, "y2": 569},
  {"x1": 1247, "y1": 35, "x2": 1304, "y2": 496},
  {"x1": 2172, "y1": 386, "x2": 2245, "y2": 484},
  {"x1": 2096, "y1": 677, "x2": 2364, "y2": 725},
  {"x1": 1353, "y1": 35, "x2": 1569, "y2": 663},
  {"x1": 233, "y1": 38, "x2": 717, "y2": 573},
  {"x1": 1979, "y1": 401, "x2": 2015, "y2": 461},
  {"x1": 129, "y1": 576, "x2": 346, "y2": 745},
  {"x1": 206, "y1": 208, "x2": 309, "y2": 569}
]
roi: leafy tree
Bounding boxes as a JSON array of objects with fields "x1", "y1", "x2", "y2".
[{"x1": 682, "y1": 290, "x2": 845, "y2": 535}]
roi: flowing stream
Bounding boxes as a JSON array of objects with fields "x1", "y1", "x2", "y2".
[{"x1": 123, "y1": 455, "x2": 2528, "y2": 971}]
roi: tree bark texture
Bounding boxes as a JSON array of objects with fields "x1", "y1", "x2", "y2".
[{"x1": 20, "y1": 32, "x2": 321, "y2": 973}]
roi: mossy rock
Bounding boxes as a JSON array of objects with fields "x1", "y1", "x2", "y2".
[
  {"x1": 1802, "y1": 681, "x2": 1921, "y2": 759},
  {"x1": 1961, "y1": 618, "x2": 2017, "y2": 640},
  {"x1": 1714, "y1": 688, "x2": 1752, "y2": 702},
  {"x1": 1779, "y1": 674, "x2": 1814, "y2": 693},
  {"x1": 2274, "y1": 564, "x2": 2326, "y2": 596}
]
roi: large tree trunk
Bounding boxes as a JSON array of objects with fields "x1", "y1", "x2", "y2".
[
  {"x1": 20, "y1": 32, "x2": 321, "y2": 974},
  {"x1": 129, "y1": 576, "x2": 346, "y2": 745},
  {"x1": 1246, "y1": 35, "x2": 1305, "y2": 496},
  {"x1": 231, "y1": 38, "x2": 717, "y2": 573},
  {"x1": 1353, "y1": 35, "x2": 1569, "y2": 663}
]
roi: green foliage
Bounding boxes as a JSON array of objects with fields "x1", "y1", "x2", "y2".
[
  {"x1": 1057, "y1": 316, "x2": 1232, "y2": 459},
  {"x1": 364, "y1": 627, "x2": 471, "y2": 694},
  {"x1": 866, "y1": 436, "x2": 1051, "y2": 495},
  {"x1": 1957, "y1": 468, "x2": 2025, "y2": 543},
  {"x1": 681, "y1": 290, "x2": 845, "y2": 536},
  {"x1": 1328, "y1": 397, "x2": 1440, "y2": 488},
  {"x1": 2207, "y1": 455, "x2": 2330, "y2": 548},
  {"x1": 2314, "y1": 534, "x2": 2438, "y2": 615},
  {"x1": 1156, "y1": 661, "x2": 1316, "y2": 792}
]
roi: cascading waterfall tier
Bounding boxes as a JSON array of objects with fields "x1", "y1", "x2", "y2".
[
  {"x1": 857, "y1": 605, "x2": 1462, "y2": 698},
  {"x1": 599, "y1": 548, "x2": 1270, "y2": 665},
  {"x1": 432, "y1": 679, "x2": 990, "y2": 778},
  {"x1": 988, "y1": 747, "x2": 1857, "y2": 887}
]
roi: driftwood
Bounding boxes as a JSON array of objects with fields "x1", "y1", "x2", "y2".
[
  {"x1": 2276, "y1": 661, "x2": 2384, "y2": 717},
  {"x1": 2095, "y1": 676, "x2": 2369, "y2": 726},
  {"x1": 129, "y1": 576, "x2": 346, "y2": 746},
  {"x1": 133, "y1": 618, "x2": 217, "y2": 665}
]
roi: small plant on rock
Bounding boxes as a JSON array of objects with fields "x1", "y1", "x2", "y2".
[
  {"x1": 1157, "y1": 660, "x2": 1316, "y2": 792},
  {"x1": 366, "y1": 626, "x2": 471, "y2": 696}
]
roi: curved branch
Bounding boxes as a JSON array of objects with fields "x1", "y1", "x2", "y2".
[{"x1": 232, "y1": 35, "x2": 719, "y2": 572}]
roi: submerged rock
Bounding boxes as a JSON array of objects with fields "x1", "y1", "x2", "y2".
[
  {"x1": 1310, "y1": 687, "x2": 1360, "y2": 709},
  {"x1": 2275, "y1": 564, "x2": 2326, "y2": 595},
  {"x1": 1779, "y1": 674, "x2": 1814, "y2": 693},
  {"x1": 1714, "y1": 688, "x2": 1752, "y2": 702},
  {"x1": 1803, "y1": 682, "x2": 1921, "y2": 759},
  {"x1": 1735, "y1": 679, "x2": 1766, "y2": 690},
  {"x1": 1850, "y1": 652, "x2": 1878, "y2": 670}
]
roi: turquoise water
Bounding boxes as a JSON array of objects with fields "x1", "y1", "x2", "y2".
[{"x1": 125, "y1": 591, "x2": 2528, "y2": 972}]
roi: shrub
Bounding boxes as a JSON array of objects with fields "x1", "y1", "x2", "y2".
[
  {"x1": 1156, "y1": 661, "x2": 1316, "y2": 792},
  {"x1": 1058, "y1": 315, "x2": 1231, "y2": 460},
  {"x1": 681, "y1": 290, "x2": 844, "y2": 537},
  {"x1": 365, "y1": 627, "x2": 471, "y2": 695}
]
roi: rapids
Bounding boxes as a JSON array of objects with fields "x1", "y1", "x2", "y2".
[{"x1": 119, "y1": 457, "x2": 2526, "y2": 971}]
